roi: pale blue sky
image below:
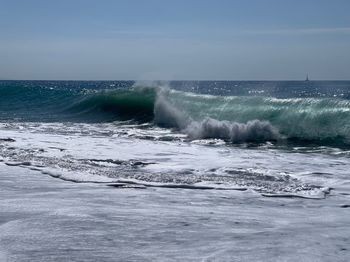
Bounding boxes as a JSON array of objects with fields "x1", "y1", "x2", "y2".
[{"x1": 1, "y1": 0, "x2": 350, "y2": 80}]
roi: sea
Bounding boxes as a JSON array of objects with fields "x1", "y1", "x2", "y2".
[{"x1": 0, "y1": 80, "x2": 350, "y2": 261}]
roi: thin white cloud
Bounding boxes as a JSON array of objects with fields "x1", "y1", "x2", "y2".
[
  {"x1": 240, "y1": 27, "x2": 350, "y2": 35},
  {"x1": 109, "y1": 29, "x2": 164, "y2": 37}
]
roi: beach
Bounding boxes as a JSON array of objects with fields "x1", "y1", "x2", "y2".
[{"x1": 1, "y1": 164, "x2": 349, "y2": 261}]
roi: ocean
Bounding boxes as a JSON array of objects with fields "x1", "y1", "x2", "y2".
[{"x1": 1, "y1": 80, "x2": 350, "y2": 261}]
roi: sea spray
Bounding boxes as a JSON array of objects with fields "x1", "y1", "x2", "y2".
[{"x1": 154, "y1": 88, "x2": 191, "y2": 129}]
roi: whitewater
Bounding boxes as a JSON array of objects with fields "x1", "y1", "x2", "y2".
[{"x1": 0, "y1": 80, "x2": 350, "y2": 261}]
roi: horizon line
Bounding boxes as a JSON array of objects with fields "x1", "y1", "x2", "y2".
[{"x1": 1, "y1": 79, "x2": 350, "y2": 82}]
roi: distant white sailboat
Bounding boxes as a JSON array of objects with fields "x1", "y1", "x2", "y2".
[{"x1": 305, "y1": 74, "x2": 309, "y2": 81}]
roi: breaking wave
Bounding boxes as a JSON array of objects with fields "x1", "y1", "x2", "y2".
[{"x1": 1, "y1": 83, "x2": 350, "y2": 145}]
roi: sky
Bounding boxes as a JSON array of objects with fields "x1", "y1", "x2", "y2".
[{"x1": 1, "y1": 0, "x2": 350, "y2": 80}]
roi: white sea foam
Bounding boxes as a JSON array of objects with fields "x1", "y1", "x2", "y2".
[
  {"x1": 185, "y1": 118, "x2": 279, "y2": 142},
  {"x1": 0, "y1": 121, "x2": 346, "y2": 198}
]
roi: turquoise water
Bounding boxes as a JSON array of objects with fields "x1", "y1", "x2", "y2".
[{"x1": 1, "y1": 80, "x2": 350, "y2": 146}]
